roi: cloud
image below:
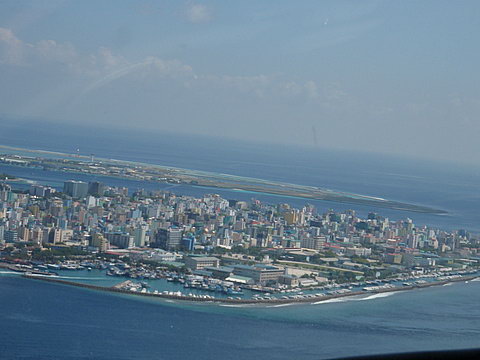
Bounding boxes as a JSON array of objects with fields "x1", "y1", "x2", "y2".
[
  {"x1": 0, "y1": 27, "x2": 127, "y2": 76},
  {"x1": 0, "y1": 27, "x2": 335, "y2": 104},
  {"x1": 186, "y1": 3, "x2": 212, "y2": 23},
  {"x1": 0, "y1": 26, "x2": 356, "y2": 150},
  {"x1": 0, "y1": 27, "x2": 24, "y2": 65}
]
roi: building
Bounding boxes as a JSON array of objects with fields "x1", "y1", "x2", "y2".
[
  {"x1": 154, "y1": 227, "x2": 183, "y2": 250},
  {"x1": 284, "y1": 211, "x2": 297, "y2": 225},
  {"x1": 29, "y1": 185, "x2": 46, "y2": 197},
  {"x1": 133, "y1": 226, "x2": 147, "y2": 247},
  {"x1": 88, "y1": 181, "x2": 105, "y2": 196},
  {"x1": 4, "y1": 229, "x2": 18, "y2": 243},
  {"x1": 138, "y1": 249, "x2": 179, "y2": 263},
  {"x1": 301, "y1": 237, "x2": 325, "y2": 251},
  {"x1": 204, "y1": 266, "x2": 233, "y2": 280},
  {"x1": 345, "y1": 247, "x2": 372, "y2": 257},
  {"x1": 279, "y1": 274, "x2": 299, "y2": 287},
  {"x1": 385, "y1": 253, "x2": 403, "y2": 265},
  {"x1": 182, "y1": 235, "x2": 195, "y2": 251},
  {"x1": 184, "y1": 256, "x2": 220, "y2": 270},
  {"x1": 18, "y1": 226, "x2": 30, "y2": 242},
  {"x1": 105, "y1": 232, "x2": 134, "y2": 249},
  {"x1": 63, "y1": 180, "x2": 88, "y2": 198},
  {"x1": 48, "y1": 228, "x2": 62, "y2": 244},
  {"x1": 91, "y1": 233, "x2": 108, "y2": 252},
  {"x1": 232, "y1": 264, "x2": 284, "y2": 285}
]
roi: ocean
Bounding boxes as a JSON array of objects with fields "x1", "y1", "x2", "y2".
[
  {"x1": 1, "y1": 120, "x2": 480, "y2": 358},
  {"x1": 0, "y1": 273, "x2": 479, "y2": 359}
]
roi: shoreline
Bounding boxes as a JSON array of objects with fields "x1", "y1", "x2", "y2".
[{"x1": 21, "y1": 273, "x2": 479, "y2": 306}]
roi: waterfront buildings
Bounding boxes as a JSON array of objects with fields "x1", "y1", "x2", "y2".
[
  {"x1": 232, "y1": 264, "x2": 284, "y2": 285},
  {"x1": 0, "y1": 179, "x2": 478, "y2": 286}
]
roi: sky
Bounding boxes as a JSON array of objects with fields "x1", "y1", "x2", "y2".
[{"x1": 0, "y1": 0, "x2": 479, "y2": 164}]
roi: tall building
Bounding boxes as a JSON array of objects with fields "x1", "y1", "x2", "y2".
[
  {"x1": 49, "y1": 228, "x2": 62, "y2": 244},
  {"x1": 133, "y1": 226, "x2": 147, "y2": 247},
  {"x1": 29, "y1": 185, "x2": 46, "y2": 197},
  {"x1": 154, "y1": 227, "x2": 183, "y2": 250},
  {"x1": 0, "y1": 225, "x2": 5, "y2": 244},
  {"x1": 91, "y1": 233, "x2": 108, "y2": 252},
  {"x1": 284, "y1": 211, "x2": 298, "y2": 225},
  {"x1": 4, "y1": 229, "x2": 18, "y2": 243},
  {"x1": 18, "y1": 226, "x2": 30, "y2": 242},
  {"x1": 182, "y1": 235, "x2": 195, "y2": 251},
  {"x1": 88, "y1": 181, "x2": 105, "y2": 196},
  {"x1": 63, "y1": 180, "x2": 88, "y2": 198}
]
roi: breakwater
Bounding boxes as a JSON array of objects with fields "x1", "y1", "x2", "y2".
[{"x1": 22, "y1": 273, "x2": 479, "y2": 305}]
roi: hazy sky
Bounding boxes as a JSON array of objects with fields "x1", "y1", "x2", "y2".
[{"x1": 0, "y1": 0, "x2": 479, "y2": 163}]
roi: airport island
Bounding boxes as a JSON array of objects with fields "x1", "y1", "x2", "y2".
[
  {"x1": 0, "y1": 172, "x2": 478, "y2": 305},
  {"x1": 0, "y1": 145, "x2": 446, "y2": 214}
]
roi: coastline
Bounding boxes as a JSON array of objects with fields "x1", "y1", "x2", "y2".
[{"x1": 22, "y1": 273, "x2": 479, "y2": 306}]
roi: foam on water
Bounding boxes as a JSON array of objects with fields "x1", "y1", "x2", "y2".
[
  {"x1": 356, "y1": 292, "x2": 398, "y2": 301},
  {"x1": 312, "y1": 298, "x2": 353, "y2": 305},
  {"x1": 219, "y1": 303, "x2": 257, "y2": 308},
  {"x1": 312, "y1": 292, "x2": 400, "y2": 305},
  {"x1": 268, "y1": 303, "x2": 296, "y2": 308}
]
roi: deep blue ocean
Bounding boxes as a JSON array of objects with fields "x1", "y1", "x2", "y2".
[
  {"x1": 1, "y1": 273, "x2": 480, "y2": 359},
  {"x1": 1, "y1": 120, "x2": 480, "y2": 359}
]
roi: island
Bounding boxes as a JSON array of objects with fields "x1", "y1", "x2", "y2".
[{"x1": 0, "y1": 144, "x2": 446, "y2": 214}]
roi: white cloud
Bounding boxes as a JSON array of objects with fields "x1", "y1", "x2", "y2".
[
  {"x1": 0, "y1": 27, "x2": 335, "y2": 104},
  {"x1": 0, "y1": 27, "x2": 24, "y2": 65},
  {"x1": 0, "y1": 27, "x2": 355, "y2": 147},
  {"x1": 186, "y1": 4, "x2": 212, "y2": 23}
]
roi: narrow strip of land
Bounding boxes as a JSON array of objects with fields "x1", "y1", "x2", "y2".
[{"x1": 0, "y1": 144, "x2": 446, "y2": 214}]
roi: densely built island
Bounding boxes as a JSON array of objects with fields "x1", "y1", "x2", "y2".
[{"x1": 0, "y1": 172, "x2": 478, "y2": 304}]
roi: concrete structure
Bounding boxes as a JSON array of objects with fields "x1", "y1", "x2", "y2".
[
  {"x1": 232, "y1": 264, "x2": 284, "y2": 285},
  {"x1": 133, "y1": 226, "x2": 147, "y2": 247},
  {"x1": 154, "y1": 227, "x2": 183, "y2": 250},
  {"x1": 91, "y1": 233, "x2": 108, "y2": 252},
  {"x1": 184, "y1": 256, "x2": 220, "y2": 270},
  {"x1": 105, "y1": 232, "x2": 134, "y2": 249},
  {"x1": 88, "y1": 181, "x2": 105, "y2": 196},
  {"x1": 4, "y1": 229, "x2": 18, "y2": 243},
  {"x1": 63, "y1": 180, "x2": 88, "y2": 198}
]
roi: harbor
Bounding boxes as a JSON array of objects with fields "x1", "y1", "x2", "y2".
[{"x1": 20, "y1": 269, "x2": 479, "y2": 305}]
